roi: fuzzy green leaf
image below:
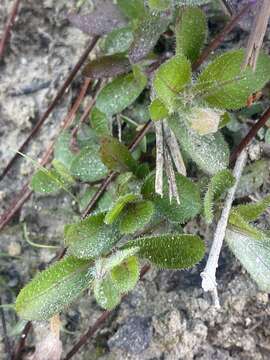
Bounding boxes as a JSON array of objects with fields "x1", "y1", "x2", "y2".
[
  {"x1": 90, "y1": 107, "x2": 110, "y2": 137},
  {"x1": 104, "y1": 193, "x2": 140, "y2": 224},
  {"x1": 175, "y1": 7, "x2": 207, "y2": 63},
  {"x1": 96, "y1": 248, "x2": 140, "y2": 275},
  {"x1": 111, "y1": 256, "x2": 140, "y2": 293},
  {"x1": 95, "y1": 67, "x2": 147, "y2": 116},
  {"x1": 64, "y1": 213, "x2": 121, "y2": 259},
  {"x1": 15, "y1": 256, "x2": 93, "y2": 320},
  {"x1": 204, "y1": 169, "x2": 235, "y2": 224},
  {"x1": 226, "y1": 227, "x2": 270, "y2": 292},
  {"x1": 141, "y1": 173, "x2": 201, "y2": 223},
  {"x1": 233, "y1": 195, "x2": 270, "y2": 222},
  {"x1": 102, "y1": 27, "x2": 134, "y2": 55},
  {"x1": 119, "y1": 200, "x2": 154, "y2": 234},
  {"x1": 100, "y1": 136, "x2": 138, "y2": 173},
  {"x1": 54, "y1": 131, "x2": 75, "y2": 170},
  {"x1": 153, "y1": 55, "x2": 191, "y2": 111},
  {"x1": 149, "y1": 98, "x2": 169, "y2": 121},
  {"x1": 117, "y1": 0, "x2": 146, "y2": 20},
  {"x1": 195, "y1": 49, "x2": 270, "y2": 110},
  {"x1": 169, "y1": 115, "x2": 229, "y2": 175},
  {"x1": 70, "y1": 145, "x2": 108, "y2": 182},
  {"x1": 94, "y1": 275, "x2": 121, "y2": 310},
  {"x1": 123, "y1": 234, "x2": 205, "y2": 269},
  {"x1": 148, "y1": 0, "x2": 171, "y2": 10},
  {"x1": 174, "y1": 0, "x2": 210, "y2": 5}
]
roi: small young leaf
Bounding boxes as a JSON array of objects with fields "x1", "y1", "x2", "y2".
[
  {"x1": 94, "y1": 275, "x2": 121, "y2": 310},
  {"x1": 95, "y1": 68, "x2": 147, "y2": 116},
  {"x1": 90, "y1": 107, "x2": 110, "y2": 137},
  {"x1": 123, "y1": 234, "x2": 205, "y2": 269},
  {"x1": 104, "y1": 193, "x2": 140, "y2": 224},
  {"x1": 70, "y1": 145, "x2": 108, "y2": 182},
  {"x1": 148, "y1": 0, "x2": 171, "y2": 10},
  {"x1": 174, "y1": 0, "x2": 210, "y2": 4},
  {"x1": 102, "y1": 27, "x2": 134, "y2": 55},
  {"x1": 51, "y1": 160, "x2": 74, "y2": 187},
  {"x1": 153, "y1": 56, "x2": 191, "y2": 111},
  {"x1": 226, "y1": 227, "x2": 270, "y2": 292},
  {"x1": 188, "y1": 107, "x2": 223, "y2": 135},
  {"x1": 195, "y1": 49, "x2": 270, "y2": 110},
  {"x1": 232, "y1": 195, "x2": 270, "y2": 222},
  {"x1": 175, "y1": 7, "x2": 207, "y2": 63},
  {"x1": 54, "y1": 131, "x2": 75, "y2": 170},
  {"x1": 141, "y1": 173, "x2": 201, "y2": 223},
  {"x1": 15, "y1": 256, "x2": 93, "y2": 320},
  {"x1": 119, "y1": 200, "x2": 154, "y2": 234},
  {"x1": 100, "y1": 136, "x2": 138, "y2": 173},
  {"x1": 68, "y1": 1, "x2": 126, "y2": 36},
  {"x1": 149, "y1": 99, "x2": 169, "y2": 121},
  {"x1": 83, "y1": 55, "x2": 131, "y2": 79},
  {"x1": 96, "y1": 248, "x2": 140, "y2": 275},
  {"x1": 117, "y1": 0, "x2": 146, "y2": 20},
  {"x1": 64, "y1": 213, "x2": 121, "y2": 259},
  {"x1": 169, "y1": 115, "x2": 230, "y2": 175},
  {"x1": 204, "y1": 169, "x2": 235, "y2": 224},
  {"x1": 31, "y1": 169, "x2": 62, "y2": 194},
  {"x1": 129, "y1": 11, "x2": 170, "y2": 63},
  {"x1": 111, "y1": 256, "x2": 140, "y2": 293}
]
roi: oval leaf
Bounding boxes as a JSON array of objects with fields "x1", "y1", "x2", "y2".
[
  {"x1": 83, "y1": 55, "x2": 131, "y2": 79},
  {"x1": 119, "y1": 200, "x2": 154, "y2": 234},
  {"x1": 104, "y1": 193, "x2": 140, "y2": 224}
]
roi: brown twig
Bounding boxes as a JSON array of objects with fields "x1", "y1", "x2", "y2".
[
  {"x1": 230, "y1": 106, "x2": 270, "y2": 164},
  {"x1": 13, "y1": 321, "x2": 32, "y2": 360},
  {"x1": 0, "y1": 36, "x2": 99, "y2": 182},
  {"x1": 192, "y1": 2, "x2": 253, "y2": 71},
  {"x1": 0, "y1": 0, "x2": 21, "y2": 60},
  {"x1": 63, "y1": 265, "x2": 150, "y2": 360}
]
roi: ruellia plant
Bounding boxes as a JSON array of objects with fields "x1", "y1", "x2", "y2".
[{"x1": 15, "y1": 0, "x2": 270, "y2": 321}]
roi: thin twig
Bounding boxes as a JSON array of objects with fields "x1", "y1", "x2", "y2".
[
  {"x1": 230, "y1": 106, "x2": 270, "y2": 164},
  {"x1": 201, "y1": 150, "x2": 248, "y2": 308},
  {"x1": 0, "y1": 0, "x2": 21, "y2": 60},
  {"x1": 218, "y1": 0, "x2": 234, "y2": 17},
  {"x1": 0, "y1": 36, "x2": 99, "y2": 182},
  {"x1": 164, "y1": 147, "x2": 180, "y2": 204},
  {"x1": 243, "y1": 0, "x2": 270, "y2": 70},
  {"x1": 0, "y1": 298, "x2": 13, "y2": 360},
  {"x1": 13, "y1": 321, "x2": 32, "y2": 360},
  {"x1": 63, "y1": 265, "x2": 150, "y2": 360},
  {"x1": 154, "y1": 121, "x2": 164, "y2": 197},
  {"x1": 192, "y1": 2, "x2": 253, "y2": 71}
]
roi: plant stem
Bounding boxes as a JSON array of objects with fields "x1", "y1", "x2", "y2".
[
  {"x1": 0, "y1": 298, "x2": 12, "y2": 360},
  {"x1": 201, "y1": 150, "x2": 248, "y2": 307}
]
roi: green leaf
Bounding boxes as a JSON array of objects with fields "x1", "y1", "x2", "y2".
[
  {"x1": 229, "y1": 210, "x2": 266, "y2": 240},
  {"x1": 31, "y1": 169, "x2": 62, "y2": 194},
  {"x1": 129, "y1": 11, "x2": 170, "y2": 63},
  {"x1": 175, "y1": 7, "x2": 207, "y2": 63},
  {"x1": 174, "y1": 0, "x2": 210, "y2": 6},
  {"x1": 104, "y1": 193, "x2": 140, "y2": 224},
  {"x1": 90, "y1": 107, "x2": 110, "y2": 137},
  {"x1": 52, "y1": 159, "x2": 74, "y2": 186},
  {"x1": 70, "y1": 145, "x2": 108, "y2": 182},
  {"x1": 195, "y1": 49, "x2": 270, "y2": 110},
  {"x1": 15, "y1": 256, "x2": 93, "y2": 320},
  {"x1": 117, "y1": 0, "x2": 146, "y2": 20},
  {"x1": 64, "y1": 213, "x2": 121, "y2": 259},
  {"x1": 83, "y1": 55, "x2": 131, "y2": 79},
  {"x1": 102, "y1": 27, "x2": 134, "y2": 55},
  {"x1": 123, "y1": 234, "x2": 205, "y2": 269},
  {"x1": 233, "y1": 195, "x2": 270, "y2": 222},
  {"x1": 111, "y1": 256, "x2": 140, "y2": 293},
  {"x1": 119, "y1": 200, "x2": 154, "y2": 234},
  {"x1": 95, "y1": 68, "x2": 147, "y2": 116},
  {"x1": 204, "y1": 169, "x2": 235, "y2": 223},
  {"x1": 149, "y1": 98, "x2": 169, "y2": 121},
  {"x1": 100, "y1": 136, "x2": 138, "y2": 173},
  {"x1": 54, "y1": 131, "x2": 75, "y2": 170},
  {"x1": 226, "y1": 227, "x2": 270, "y2": 292},
  {"x1": 148, "y1": 0, "x2": 171, "y2": 10},
  {"x1": 141, "y1": 173, "x2": 201, "y2": 223},
  {"x1": 169, "y1": 115, "x2": 229, "y2": 175},
  {"x1": 96, "y1": 248, "x2": 140, "y2": 275},
  {"x1": 94, "y1": 275, "x2": 121, "y2": 310},
  {"x1": 153, "y1": 55, "x2": 191, "y2": 111}
]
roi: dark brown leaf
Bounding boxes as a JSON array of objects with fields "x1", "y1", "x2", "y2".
[{"x1": 83, "y1": 55, "x2": 131, "y2": 79}]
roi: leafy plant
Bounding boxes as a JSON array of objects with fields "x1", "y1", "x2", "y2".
[{"x1": 15, "y1": 0, "x2": 270, "y2": 325}]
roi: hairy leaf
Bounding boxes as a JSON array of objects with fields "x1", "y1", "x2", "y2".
[
  {"x1": 70, "y1": 145, "x2": 108, "y2": 182},
  {"x1": 68, "y1": 1, "x2": 126, "y2": 36},
  {"x1": 117, "y1": 0, "x2": 146, "y2": 20},
  {"x1": 64, "y1": 213, "x2": 120, "y2": 259},
  {"x1": 94, "y1": 275, "x2": 121, "y2": 310},
  {"x1": 96, "y1": 68, "x2": 147, "y2": 116},
  {"x1": 15, "y1": 256, "x2": 93, "y2": 320},
  {"x1": 195, "y1": 49, "x2": 270, "y2": 110},
  {"x1": 174, "y1": 0, "x2": 210, "y2": 5},
  {"x1": 153, "y1": 55, "x2": 191, "y2": 111},
  {"x1": 123, "y1": 234, "x2": 205, "y2": 269},
  {"x1": 54, "y1": 131, "x2": 75, "y2": 170},
  {"x1": 169, "y1": 115, "x2": 229, "y2": 174},
  {"x1": 100, "y1": 136, "x2": 138, "y2": 173},
  {"x1": 102, "y1": 27, "x2": 134, "y2": 55},
  {"x1": 175, "y1": 7, "x2": 207, "y2": 63},
  {"x1": 90, "y1": 107, "x2": 110, "y2": 137},
  {"x1": 204, "y1": 169, "x2": 235, "y2": 223},
  {"x1": 96, "y1": 248, "x2": 140, "y2": 275},
  {"x1": 83, "y1": 55, "x2": 131, "y2": 79},
  {"x1": 148, "y1": 0, "x2": 171, "y2": 10},
  {"x1": 233, "y1": 195, "x2": 270, "y2": 222},
  {"x1": 104, "y1": 193, "x2": 140, "y2": 224},
  {"x1": 141, "y1": 173, "x2": 201, "y2": 223},
  {"x1": 149, "y1": 98, "x2": 169, "y2": 121},
  {"x1": 119, "y1": 200, "x2": 154, "y2": 234},
  {"x1": 111, "y1": 256, "x2": 140, "y2": 293}
]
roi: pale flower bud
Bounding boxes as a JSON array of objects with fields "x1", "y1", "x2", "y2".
[{"x1": 189, "y1": 107, "x2": 224, "y2": 136}]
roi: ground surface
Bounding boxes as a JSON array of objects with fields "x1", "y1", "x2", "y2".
[{"x1": 1, "y1": 1, "x2": 270, "y2": 359}]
